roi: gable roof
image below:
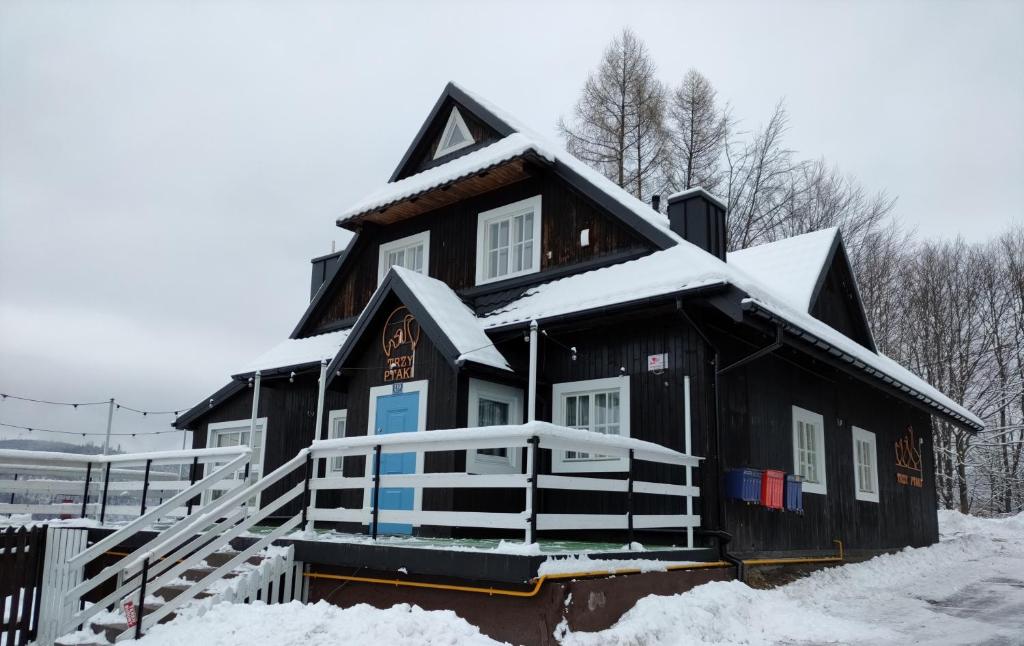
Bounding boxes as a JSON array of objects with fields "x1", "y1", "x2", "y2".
[
  {"x1": 326, "y1": 266, "x2": 511, "y2": 383},
  {"x1": 476, "y1": 237, "x2": 982, "y2": 432},
  {"x1": 728, "y1": 229, "x2": 877, "y2": 351},
  {"x1": 233, "y1": 327, "x2": 353, "y2": 379},
  {"x1": 341, "y1": 83, "x2": 680, "y2": 250}
]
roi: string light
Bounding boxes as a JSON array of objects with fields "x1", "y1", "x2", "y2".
[
  {"x1": 0, "y1": 421, "x2": 184, "y2": 437},
  {"x1": 1, "y1": 392, "x2": 184, "y2": 416}
]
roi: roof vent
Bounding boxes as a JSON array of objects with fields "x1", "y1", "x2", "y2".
[{"x1": 666, "y1": 188, "x2": 728, "y2": 261}]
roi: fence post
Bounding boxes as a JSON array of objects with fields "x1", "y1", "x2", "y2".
[
  {"x1": 135, "y1": 557, "x2": 150, "y2": 640},
  {"x1": 80, "y1": 462, "x2": 93, "y2": 518},
  {"x1": 186, "y1": 456, "x2": 199, "y2": 516},
  {"x1": 301, "y1": 451, "x2": 314, "y2": 530},
  {"x1": 139, "y1": 459, "x2": 152, "y2": 517},
  {"x1": 99, "y1": 462, "x2": 112, "y2": 524},
  {"x1": 10, "y1": 472, "x2": 17, "y2": 504},
  {"x1": 627, "y1": 449, "x2": 635, "y2": 547},
  {"x1": 370, "y1": 445, "x2": 382, "y2": 540},
  {"x1": 528, "y1": 436, "x2": 539, "y2": 543}
]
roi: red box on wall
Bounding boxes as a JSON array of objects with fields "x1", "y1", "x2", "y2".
[{"x1": 761, "y1": 469, "x2": 784, "y2": 509}]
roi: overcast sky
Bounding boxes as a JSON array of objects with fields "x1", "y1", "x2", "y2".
[{"x1": 1, "y1": 0, "x2": 1021, "y2": 452}]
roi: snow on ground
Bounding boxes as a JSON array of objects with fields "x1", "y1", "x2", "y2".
[
  {"x1": 562, "y1": 510, "x2": 1024, "y2": 646},
  {"x1": 131, "y1": 512, "x2": 1022, "y2": 646},
  {"x1": 135, "y1": 600, "x2": 505, "y2": 646}
]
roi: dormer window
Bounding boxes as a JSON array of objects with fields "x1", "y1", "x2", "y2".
[
  {"x1": 378, "y1": 231, "x2": 430, "y2": 284},
  {"x1": 475, "y1": 196, "x2": 542, "y2": 285},
  {"x1": 433, "y1": 107, "x2": 475, "y2": 159}
]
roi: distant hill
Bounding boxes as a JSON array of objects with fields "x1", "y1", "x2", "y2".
[{"x1": 0, "y1": 438, "x2": 122, "y2": 455}]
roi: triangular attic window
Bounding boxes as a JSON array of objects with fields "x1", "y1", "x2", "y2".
[{"x1": 433, "y1": 107, "x2": 475, "y2": 159}]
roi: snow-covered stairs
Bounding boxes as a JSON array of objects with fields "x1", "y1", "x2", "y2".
[{"x1": 54, "y1": 545, "x2": 297, "y2": 645}]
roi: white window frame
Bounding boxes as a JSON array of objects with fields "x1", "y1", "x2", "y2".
[
  {"x1": 205, "y1": 417, "x2": 267, "y2": 504},
  {"x1": 433, "y1": 107, "x2": 475, "y2": 159},
  {"x1": 465, "y1": 379, "x2": 523, "y2": 475},
  {"x1": 327, "y1": 409, "x2": 348, "y2": 474},
  {"x1": 791, "y1": 406, "x2": 827, "y2": 495},
  {"x1": 552, "y1": 376, "x2": 630, "y2": 474},
  {"x1": 475, "y1": 195, "x2": 542, "y2": 286},
  {"x1": 852, "y1": 426, "x2": 879, "y2": 503},
  {"x1": 378, "y1": 231, "x2": 430, "y2": 284}
]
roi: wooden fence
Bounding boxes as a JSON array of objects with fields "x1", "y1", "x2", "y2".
[{"x1": 0, "y1": 526, "x2": 46, "y2": 646}]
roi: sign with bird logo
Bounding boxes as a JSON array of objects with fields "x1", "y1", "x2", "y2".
[
  {"x1": 382, "y1": 306, "x2": 420, "y2": 382},
  {"x1": 894, "y1": 425, "x2": 924, "y2": 488}
]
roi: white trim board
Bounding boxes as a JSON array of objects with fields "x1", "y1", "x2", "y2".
[
  {"x1": 852, "y1": 425, "x2": 879, "y2": 503},
  {"x1": 791, "y1": 406, "x2": 827, "y2": 495}
]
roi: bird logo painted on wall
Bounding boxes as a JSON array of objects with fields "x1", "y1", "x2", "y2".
[{"x1": 895, "y1": 425, "x2": 924, "y2": 487}]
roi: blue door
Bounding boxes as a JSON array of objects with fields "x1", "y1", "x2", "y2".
[{"x1": 374, "y1": 391, "x2": 418, "y2": 535}]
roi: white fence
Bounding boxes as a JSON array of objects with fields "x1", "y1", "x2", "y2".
[
  {"x1": 34, "y1": 527, "x2": 87, "y2": 646},
  {"x1": 0, "y1": 447, "x2": 250, "y2": 525}
]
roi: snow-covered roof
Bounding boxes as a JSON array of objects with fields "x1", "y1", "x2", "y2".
[
  {"x1": 337, "y1": 134, "x2": 553, "y2": 223},
  {"x1": 478, "y1": 238, "x2": 983, "y2": 430},
  {"x1": 337, "y1": 84, "x2": 681, "y2": 247},
  {"x1": 667, "y1": 186, "x2": 727, "y2": 210},
  {"x1": 727, "y1": 228, "x2": 839, "y2": 312},
  {"x1": 390, "y1": 267, "x2": 510, "y2": 371},
  {"x1": 234, "y1": 328, "x2": 352, "y2": 377}
]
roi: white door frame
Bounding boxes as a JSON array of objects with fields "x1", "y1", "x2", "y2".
[{"x1": 363, "y1": 380, "x2": 429, "y2": 525}]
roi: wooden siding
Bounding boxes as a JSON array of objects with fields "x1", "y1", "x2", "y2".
[
  {"x1": 717, "y1": 344, "x2": 939, "y2": 554},
  {"x1": 302, "y1": 167, "x2": 651, "y2": 335},
  {"x1": 809, "y1": 246, "x2": 874, "y2": 350}
]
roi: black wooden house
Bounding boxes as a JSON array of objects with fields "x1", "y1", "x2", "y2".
[{"x1": 173, "y1": 82, "x2": 982, "y2": 560}]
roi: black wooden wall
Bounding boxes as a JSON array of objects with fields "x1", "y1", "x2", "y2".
[{"x1": 717, "y1": 344, "x2": 939, "y2": 555}]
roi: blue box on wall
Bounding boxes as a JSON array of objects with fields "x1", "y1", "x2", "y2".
[
  {"x1": 785, "y1": 474, "x2": 803, "y2": 513},
  {"x1": 725, "y1": 468, "x2": 762, "y2": 503}
]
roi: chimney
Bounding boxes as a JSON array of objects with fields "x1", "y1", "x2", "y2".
[
  {"x1": 309, "y1": 249, "x2": 345, "y2": 300},
  {"x1": 650, "y1": 194, "x2": 661, "y2": 212},
  {"x1": 666, "y1": 187, "x2": 727, "y2": 261}
]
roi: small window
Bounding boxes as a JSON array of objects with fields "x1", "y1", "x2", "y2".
[
  {"x1": 433, "y1": 107, "x2": 475, "y2": 159},
  {"x1": 852, "y1": 426, "x2": 879, "y2": 503},
  {"x1": 378, "y1": 231, "x2": 430, "y2": 284},
  {"x1": 206, "y1": 418, "x2": 266, "y2": 502},
  {"x1": 475, "y1": 196, "x2": 542, "y2": 285},
  {"x1": 553, "y1": 376, "x2": 630, "y2": 473},
  {"x1": 792, "y1": 406, "x2": 827, "y2": 495},
  {"x1": 327, "y1": 409, "x2": 348, "y2": 474},
  {"x1": 466, "y1": 380, "x2": 523, "y2": 475}
]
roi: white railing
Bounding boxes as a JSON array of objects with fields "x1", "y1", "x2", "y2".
[
  {"x1": 0, "y1": 447, "x2": 250, "y2": 524},
  {"x1": 53, "y1": 422, "x2": 701, "y2": 641},
  {"x1": 306, "y1": 421, "x2": 703, "y2": 546},
  {"x1": 199, "y1": 545, "x2": 299, "y2": 609}
]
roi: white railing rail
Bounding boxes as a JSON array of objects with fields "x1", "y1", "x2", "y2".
[
  {"x1": 306, "y1": 421, "x2": 702, "y2": 545},
  {"x1": 0, "y1": 446, "x2": 252, "y2": 523}
]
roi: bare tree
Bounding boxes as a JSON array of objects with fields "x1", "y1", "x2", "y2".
[
  {"x1": 558, "y1": 28, "x2": 669, "y2": 200},
  {"x1": 723, "y1": 101, "x2": 796, "y2": 249},
  {"x1": 667, "y1": 69, "x2": 730, "y2": 194}
]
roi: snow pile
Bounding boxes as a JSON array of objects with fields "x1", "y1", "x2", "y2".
[
  {"x1": 562, "y1": 511, "x2": 1024, "y2": 646},
  {"x1": 135, "y1": 600, "x2": 506, "y2": 646},
  {"x1": 538, "y1": 556, "x2": 698, "y2": 577}
]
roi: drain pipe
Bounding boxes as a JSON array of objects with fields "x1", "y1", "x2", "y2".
[{"x1": 699, "y1": 528, "x2": 745, "y2": 582}]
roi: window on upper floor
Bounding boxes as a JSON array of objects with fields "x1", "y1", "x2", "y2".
[
  {"x1": 475, "y1": 195, "x2": 542, "y2": 286},
  {"x1": 378, "y1": 231, "x2": 430, "y2": 284},
  {"x1": 792, "y1": 406, "x2": 827, "y2": 495},
  {"x1": 852, "y1": 426, "x2": 879, "y2": 503},
  {"x1": 434, "y1": 107, "x2": 475, "y2": 159}
]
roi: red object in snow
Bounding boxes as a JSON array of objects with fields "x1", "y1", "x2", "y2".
[
  {"x1": 123, "y1": 600, "x2": 138, "y2": 628},
  {"x1": 761, "y1": 470, "x2": 784, "y2": 509}
]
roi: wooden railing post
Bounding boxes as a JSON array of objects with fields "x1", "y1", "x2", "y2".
[
  {"x1": 135, "y1": 557, "x2": 149, "y2": 640},
  {"x1": 99, "y1": 462, "x2": 112, "y2": 524},
  {"x1": 301, "y1": 452, "x2": 314, "y2": 529},
  {"x1": 186, "y1": 456, "x2": 199, "y2": 516},
  {"x1": 139, "y1": 459, "x2": 152, "y2": 517},
  {"x1": 626, "y1": 449, "x2": 635, "y2": 547},
  {"x1": 370, "y1": 445, "x2": 382, "y2": 540},
  {"x1": 10, "y1": 473, "x2": 16, "y2": 504},
  {"x1": 81, "y1": 461, "x2": 92, "y2": 518}
]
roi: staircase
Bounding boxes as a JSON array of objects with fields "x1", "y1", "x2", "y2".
[
  {"x1": 55, "y1": 545, "x2": 297, "y2": 645},
  {"x1": 45, "y1": 448, "x2": 312, "y2": 644}
]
